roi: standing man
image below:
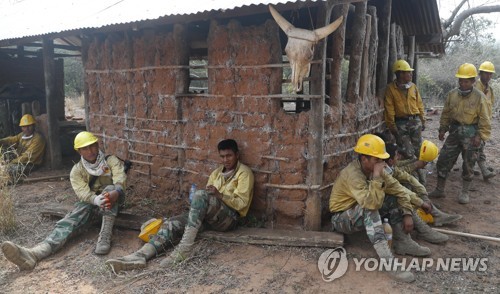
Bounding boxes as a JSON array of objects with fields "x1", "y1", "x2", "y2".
[
  {"x1": 1, "y1": 131, "x2": 126, "y2": 270},
  {"x1": 329, "y1": 134, "x2": 432, "y2": 283},
  {"x1": 429, "y1": 63, "x2": 490, "y2": 204},
  {"x1": 0, "y1": 114, "x2": 45, "y2": 180},
  {"x1": 474, "y1": 61, "x2": 496, "y2": 180},
  {"x1": 106, "y1": 139, "x2": 254, "y2": 273}
]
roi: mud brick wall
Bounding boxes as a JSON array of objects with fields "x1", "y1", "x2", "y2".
[{"x1": 83, "y1": 20, "x2": 314, "y2": 228}]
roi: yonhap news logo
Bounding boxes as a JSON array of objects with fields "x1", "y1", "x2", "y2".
[{"x1": 317, "y1": 247, "x2": 488, "y2": 282}]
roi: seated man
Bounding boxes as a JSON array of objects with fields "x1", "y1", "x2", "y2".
[
  {"x1": 0, "y1": 114, "x2": 45, "y2": 180},
  {"x1": 106, "y1": 139, "x2": 254, "y2": 272},
  {"x1": 329, "y1": 134, "x2": 431, "y2": 283},
  {"x1": 384, "y1": 142, "x2": 461, "y2": 230},
  {"x1": 1, "y1": 131, "x2": 126, "y2": 270}
]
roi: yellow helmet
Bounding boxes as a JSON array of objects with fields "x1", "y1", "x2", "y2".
[
  {"x1": 417, "y1": 208, "x2": 434, "y2": 224},
  {"x1": 392, "y1": 60, "x2": 414, "y2": 73},
  {"x1": 479, "y1": 61, "x2": 495, "y2": 73},
  {"x1": 19, "y1": 114, "x2": 36, "y2": 127},
  {"x1": 419, "y1": 140, "x2": 439, "y2": 162},
  {"x1": 74, "y1": 131, "x2": 98, "y2": 150},
  {"x1": 138, "y1": 218, "x2": 163, "y2": 242},
  {"x1": 354, "y1": 134, "x2": 390, "y2": 159},
  {"x1": 455, "y1": 63, "x2": 477, "y2": 78}
]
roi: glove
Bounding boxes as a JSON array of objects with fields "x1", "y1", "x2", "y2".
[{"x1": 93, "y1": 194, "x2": 106, "y2": 207}]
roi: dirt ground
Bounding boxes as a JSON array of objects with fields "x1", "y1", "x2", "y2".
[{"x1": 0, "y1": 114, "x2": 499, "y2": 293}]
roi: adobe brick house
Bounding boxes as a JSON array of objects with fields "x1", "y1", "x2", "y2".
[{"x1": 0, "y1": 0, "x2": 443, "y2": 230}]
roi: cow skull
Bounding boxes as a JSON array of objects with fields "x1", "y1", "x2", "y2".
[{"x1": 269, "y1": 5, "x2": 343, "y2": 93}]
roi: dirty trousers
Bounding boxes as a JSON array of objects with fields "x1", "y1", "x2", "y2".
[
  {"x1": 330, "y1": 196, "x2": 402, "y2": 244},
  {"x1": 395, "y1": 118, "x2": 422, "y2": 159},
  {"x1": 44, "y1": 185, "x2": 124, "y2": 252},
  {"x1": 149, "y1": 190, "x2": 239, "y2": 252}
]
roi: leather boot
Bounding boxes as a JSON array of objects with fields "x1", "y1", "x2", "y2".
[
  {"x1": 1, "y1": 241, "x2": 52, "y2": 271},
  {"x1": 392, "y1": 223, "x2": 431, "y2": 257},
  {"x1": 160, "y1": 225, "x2": 198, "y2": 267},
  {"x1": 373, "y1": 241, "x2": 415, "y2": 283},
  {"x1": 431, "y1": 205, "x2": 462, "y2": 226},
  {"x1": 428, "y1": 177, "x2": 446, "y2": 198},
  {"x1": 105, "y1": 243, "x2": 157, "y2": 273},
  {"x1": 95, "y1": 215, "x2": 115, "y2": 255},
  {"x1": 458, "y1": 181, "x2": 471, "y2": 204},
  {"x1": 478, "y1": 161, "x2": 496, "y2": 181},
  {"x1": 413, "y1": 214, "x2": 448, "y2": 243}
]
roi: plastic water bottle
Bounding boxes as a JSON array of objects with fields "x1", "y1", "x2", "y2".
[
  {"x1": 189, "y1": 184, "x2": 197, "y2": 203},
  {"x1": 383, "y1": 218, "x2": 393, "y2": 249}
]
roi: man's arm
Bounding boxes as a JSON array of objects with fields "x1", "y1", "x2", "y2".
[
  {"x1": 439, "y1": 92, "x2": 452, "y2": 136},
  {"x1": 346, "y1": 175, "x2": 386, "y2": 210},
  {"x1": 393, "y1": 169, "x2": 426, "y2": 206},
  {"x1": 220, "y1": 168, "x2": 254, "y2": 213},
  {"x1": 0, "y1": 133, "x2": 21, "y2": 149},
  {"x1": 416, "y1": 87, "x2": 426, "y2": 127},
  {"x1": 69, "y1": 164, "x2": 97, "y2": 204},
  {"x1": 478, "y1": 96, "x2": 491, "y2": 141},
  {"x1": 382, "y1": 172, "x2": 414, "y2": 215},
  {"x1": 10, "y1": 134, "x2": 45, "y2": 165}
]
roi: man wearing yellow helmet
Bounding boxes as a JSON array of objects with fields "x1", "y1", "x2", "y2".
[
  {"x1": 1, "y1": 131, "x2": 127, "y2": 270},
  {"x1": 384, "y1": 60, "x2": 426, "y2": 157},
  {"x1": 474, "y1": 61, "x2": 496, "y2": 180},
  {"x1": 429, "y1": 63, "x2": 491, "y2": 204},
  {"x1": 329, "y1": 134, "x2": 433, "y2": 283},
  {"x1": 0, "y1": 114, "x2": 45, "y2": 180}
]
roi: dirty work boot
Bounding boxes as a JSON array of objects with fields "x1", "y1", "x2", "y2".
[
  {"x1": 105, "y1": 243, "x2": 157, "y2": 273},
  {"x1": 431, "y1": 205, "x2": 462, "y2": 227},
  {"x1": 412, "y1": 214, "x2": 448, "y2": 243},
  {"x1": 95, "y1": 215, "x2": 115, "y2": 255},
  {"x1": 373, "y1": 241, "x2": 415, "y2": 283},
  {"x1": 1, "y1": 241, "x2": 52, "y2": 271},
  {"x1": 458, "y1": 181, "x2": 471, "y2": 204},
  {"x1": 160, "y1": 225, "x2": 198, "y2": 267},
  {"x1": 428, "y1": 177, "x2": 446, "y2": 198},
  {"x1": 478, "y1": 161, "x2": 496, "y2": 181},
  {"x1": 392, "y1": 223, "x2": 431, "y2": 257}
]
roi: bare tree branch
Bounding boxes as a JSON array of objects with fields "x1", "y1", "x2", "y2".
[
  {"x1": 443, "y1": 0, "x2": 468, "y2": 29},
  {"x1": 443, "y1": 5, "x2": 500, "y2": 40}
]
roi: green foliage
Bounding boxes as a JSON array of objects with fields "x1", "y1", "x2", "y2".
[{"x1": 64, "y1": 57, "x2": 84, "y2": 98}]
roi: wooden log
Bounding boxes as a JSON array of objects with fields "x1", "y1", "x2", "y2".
[
  {"x1": 388, "y1": 23, "x2": 397, "y2": 84},
  {"x1": 23, "y1": 174, "x2": 69, "y2": 183},
  {"x1": 375, "y1": 0, "x2": 391, "y2": 98},
  {"x1": 39, "y1": 203, "x2": 344, "y2": 247},
  {"x1": 346, "y1": 1, "x2": 367, "y2": 103},
  {"x1": 434, "y1": 228, "x2": 500, "y2": 243},
  {"x1": 396, "y1": 25, "x2": 405, "y2": 59},
  {"x1": 407, "y1": 35, "x2": 415, "y2": 67},
  {"x1": 367, "y1": 6, "x2": 378, "y2": 99},
  {"x1": 359, "y1": 14, "x2": 372, "y2": 101},
  {"x1": 329, "y1": 3, "x2": 349, "y2": 111}
]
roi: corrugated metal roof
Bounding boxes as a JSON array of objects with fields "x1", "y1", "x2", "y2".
[{"x1": 0, "y1": 0, "x2": 313, "y2": 42}]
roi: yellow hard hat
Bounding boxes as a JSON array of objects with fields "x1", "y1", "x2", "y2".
[
  {"x1": 138, "y1": 218, "x2": 163, "y2": 242},
  {"x1": 419, "y1": 140, "x2": 439, "y2": 162},
  {"x1": 354, "y1": 134, "x2": 390, "y2": 159},
  {"x1": 392, "y1": 60, "x2": 414, "y2": 73},
  {"x1": 19, "y1": 114, "x2": 36, "y2": 127},
  {"x1": 417, "y1": 208, "x2": 434, "y2": 224},
  {"x1": 479, "y1": 61, "x2": 495, "y2": 73},
  {"x1": 455, "y1": 63, "x2": 477, "y2": 78},
  {"x1": 74, "y1": 131, "x2": 98, "y2": 150}
]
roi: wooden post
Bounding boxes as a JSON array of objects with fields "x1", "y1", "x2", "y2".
[
  {"x1": 359, "y1": 14, "x2": 372, "y2": 101},
  {"x1": 388, "y1": 23, "x2": 397, "y2": 84},
  {"x1": 16, "y1": 45, "x2": 24, "y2": 58},
  {"x1": 346, "y1": 1, "x2": 367, "y2": 103},
  {"x1": 81, "y1": 35, "x2": 91, "y2": 131},
  {"x1": 413, "y1": 54, "x2": 419, "y2": 85},
  {"x1": 367, "y1": 6, "x2": 378, "y2": 99},
  {"x1": 407, "y1": 35, "x2": 415, "y2": 67},
  {"x1": 396, "y1": 25, "x2": 404, "y2": 59},
  {"x1": 375, "y1": 0, "x2": 391, "y2": 98},
  {"x1": 43, "y1": 38, "x2": 62, "y2": 169}
]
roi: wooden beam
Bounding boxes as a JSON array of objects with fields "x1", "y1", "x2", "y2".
[
  {"x1": 388, "y1": 23, "x2": 397, "y2": 84},
  {"x1": 407, "y1": 35, "x2": 415, "y2": 67},
  {"x1": 375, "y1": 0, "x2": 391, "y2": 98},
  {"x1": 346, "y1": 1, "x2": 367, "y2": 103},
  {"x1": 43, "y1": 38, "x2": 62, "y2": 169},
  {"x1": 39, "y1": 203, "x2": 343, "y2": 247},
  {"x1": 367, "y1": 6, "x2": 378, "y2": 99},
  {"x1": 359, "y1": 13, "x2": 372, "y2": 100},
  {"x1": 23, "y1": 174, "x2": 69, "y2": 183}
]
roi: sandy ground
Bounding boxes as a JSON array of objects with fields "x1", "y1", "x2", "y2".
[{"x1": 0, "y1": 113, "x2": 499, "y2": 293}]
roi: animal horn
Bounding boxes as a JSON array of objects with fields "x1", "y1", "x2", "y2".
[
  {"x1": 313, "y1": 16, "x2": 344, "y2": 41},
  {"x1": 269, "y1": 5, "x2": 294, "y2": 34}
]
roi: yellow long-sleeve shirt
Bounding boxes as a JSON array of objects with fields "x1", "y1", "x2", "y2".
[
  {"x1": 69, "y1": 155, "x2": 127, "y2": 204},
  {"x1": 384, "y1": 81, "x2": 425, "y2": 131},
  {"x1": 392, "y1": 167, "x2": 425, "y2": 208},
  {"x1": 0, "y1": 132, "x2": 45, "y2": 165},
  {"x1": 439, "y1": 88, "x2": 491, "y2": 141},
  {"x1": 329, "y1": 160, "x2": 414, "y2": 215},
  {"x1": 475, "y1": 80, "x2": 495, "y2": 118},
  {"x1": 207, "y1": 162, "x2": 254, "y2": 217}
]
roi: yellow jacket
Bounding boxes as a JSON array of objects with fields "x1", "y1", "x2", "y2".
[
  {"x1": 0, "y1": 132, "x2": 45, "y2": 165},
  {"x1": 475, "y1": 80, "x2": 495, "y2": 118},
  {"x1": 207, "y1": 162, "x2": 254, "y2": 217},
  {"x1": 70, "y1": 155, "x2": 127, "y2": 204},
  {"x1": 384, "y1": 81, "x2": 425, "y2": 131},
  {"x1": 392, "y1": 167, "x2": 425, "y2": 208},
  {"x1": 329, "y1": 160, "x2": 414, "y2": 215},
  {"x1": 439, "y1": 88, "x2": 491, "y2": 141}
]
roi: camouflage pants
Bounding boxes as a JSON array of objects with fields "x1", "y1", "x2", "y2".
[
  {"x1": 477, "y1": 142, "x2": 487, "y2": 164},
  {"x1": 330, "y1": 196, "x2": 402, "y2": 244},
  {"x1": 7, "y1": 162, "x2": 34, "y2": 183},
  {"x1": 44, "y1": 185, "x2": 124, "y2": 252},
  {"x1": 149, "y1": 190, "x2": 239, "y2": 252},
  {"x1": 395, "y1": 118, "x2": 422, "y2": 159},
  {"x1": 436, "y1": 124, "x2": 482, "y2": 181}
]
